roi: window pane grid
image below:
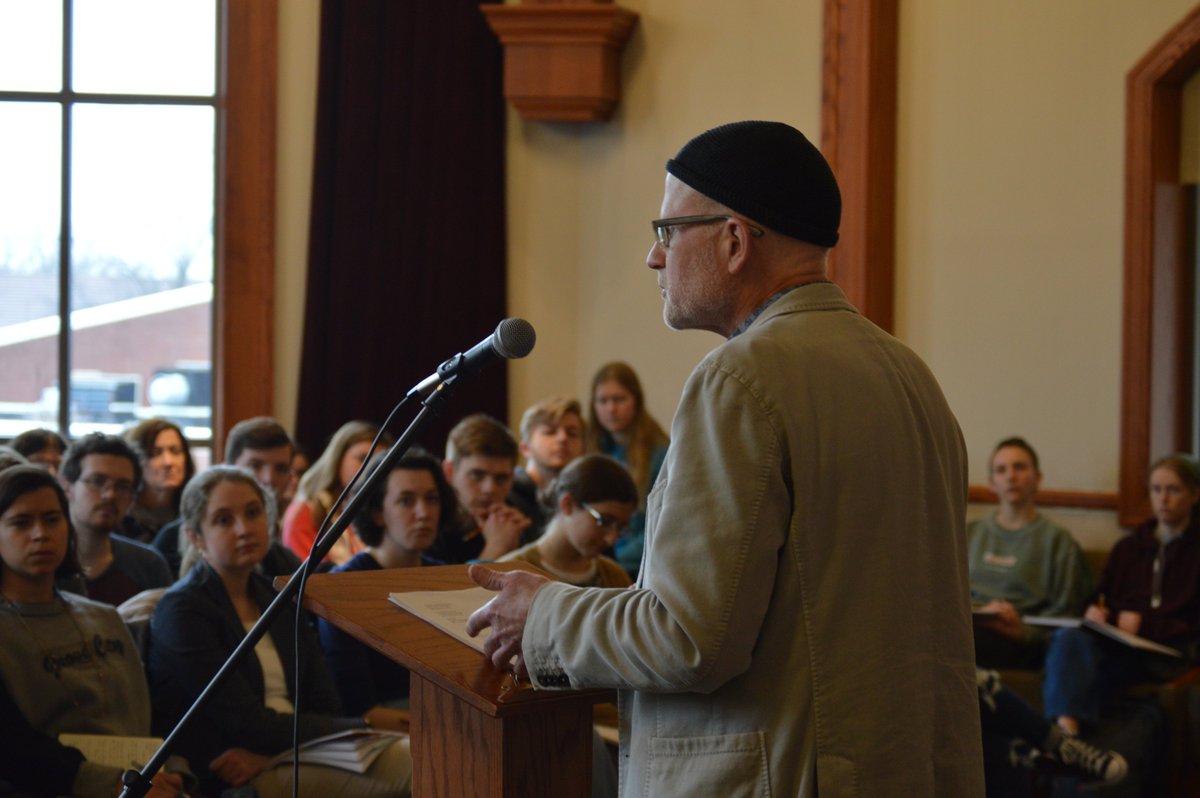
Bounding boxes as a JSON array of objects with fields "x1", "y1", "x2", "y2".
[{"x1": 0, "y1": 1, "x2": 217, "y2": 444}]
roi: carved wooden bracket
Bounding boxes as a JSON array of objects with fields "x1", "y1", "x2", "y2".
[{"x1": 480, "y1": 0, "x2": 639, "y2": 122}]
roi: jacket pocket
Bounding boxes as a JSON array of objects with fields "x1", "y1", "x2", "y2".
[{"x1": 645, "y1": 731, "x2": 772, "y2": 798}]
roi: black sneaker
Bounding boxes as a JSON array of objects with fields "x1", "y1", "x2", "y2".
[{"x1": 1048, "y1": 735, "x2": 1128, "y2": 785}]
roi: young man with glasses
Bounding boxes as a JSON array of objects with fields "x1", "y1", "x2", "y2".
[
  {"x1": 58, "y1": 433, "x2": 171, "y2": 605},
  {"x1": 468, "y1": 121, "x2": 984, "y2": 796}
]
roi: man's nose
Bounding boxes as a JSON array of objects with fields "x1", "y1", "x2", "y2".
[{"x1": 647, "y1": 242, "x2": 664, "y2": 270}]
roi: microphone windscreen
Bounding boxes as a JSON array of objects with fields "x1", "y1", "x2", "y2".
[{"x1": 493, "y1": 318, "x2": 536, "y2": 359}]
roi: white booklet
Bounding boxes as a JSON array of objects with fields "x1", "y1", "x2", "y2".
[
  {"x1": 1023, "y1": 615, "x2": 1182, "y2": 658},
  {"x1": 388, "y1": 586, "x2": 495, "y2": 654},
  {"x1": 267, "y1": 729, "x2": 404, "y2": 774},
  {"x1": 58, "y1": 733, "x2": 163, "y2": 770}
]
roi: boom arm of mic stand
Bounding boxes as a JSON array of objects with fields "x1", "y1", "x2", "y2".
[{"x1": 119, "y1": 386, "x2": 454, "y2": 797}]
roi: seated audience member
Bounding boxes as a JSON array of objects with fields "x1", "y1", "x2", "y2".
[
  {"x1": 11, "y1": 427, "x2": 68, "y2": 475},
  {"x1": 976, "y1": 669, "x2": 1126, "y2": 794},
  {"x1": 319, "y1": 449, "x2": 453, "y2": 716},
  {"x1": 283, "y1": 445, "x2": 310, "y2": 505},
  {"x1": 510, "y1": 396, "x2": 587, "y2": 536},
  {"x1": 1043, "y1": 454, "x2": 1200, "y2": 739},
  {"x1": 0, "y1": 445, "x2": 29, "y2": 473},
  {"x1": 122, "y1": 418, "x2": 196, "y2": 542},
  {"x1": 0, "y1": 465, "x2": 185, "y2": 798},
  {"x1": 149, "y1": 466, "x2": 411, "y2": 798},
  {"x1": 57, "y1": 434, "x2": 172, "y2": 606},
  {"x1": 586, "y1": 362, "x2": 669, "y2": 578},
  {"x1": 427, "y1": 414, "x2": 530, "y2": 564},
  {"x1": 501, "y1": 454, "x2": 636, "y2": 588},
  {"x1": 154, "y1": 416, "x2": 301, "y2": 578},
  {"x1": 283, "y1": 420, "x2": 390, "y2": 565},
  {"x1": 969, "y1": 437, "x2": 1093, "y2": 668}
]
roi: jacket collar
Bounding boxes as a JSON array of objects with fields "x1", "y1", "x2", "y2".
[
  {"x1": 185, "y1": 560, "x2": 272, "y2": 621},
  {"x1": 736, "y1": 280, "x2": 859, "y2": 337}
]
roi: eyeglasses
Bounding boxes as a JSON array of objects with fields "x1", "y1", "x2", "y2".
[
  {"x1": 581, "y1": 503, "x2": 625, "y2": 532},
  {"x1": 651, "y1": 214, "x2": 764, "y2": 249},
  {"x1": 79, "y1": 474, "x2": 136, "y2": 498}
]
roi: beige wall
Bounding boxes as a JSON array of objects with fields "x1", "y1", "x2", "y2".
[
  {"x1": 274, "y1": 1, "x2": 1199, "y2": 547},
  {"x1": 274, "y1": 0, "x2": 320, "y2": 435},
  {"x1": 505, "y1": 0, "x2": 824, "y2": 430}
]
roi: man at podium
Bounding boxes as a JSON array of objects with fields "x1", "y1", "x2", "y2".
[{"x1": 469, "y1": 121, "x2": 985, "y2": 797}]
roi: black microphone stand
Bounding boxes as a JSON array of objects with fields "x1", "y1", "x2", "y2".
[{"x1": 119, "y1": 380, "x2": 459, "y2": 798}]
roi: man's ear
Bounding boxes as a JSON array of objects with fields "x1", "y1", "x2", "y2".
[
  {"x1": 442, "y1": 459, "x2": 455, "y2": 482},
  {"x1": 723, "y1": 218, "x2": 753, "y2": 275},
  {"x1": 518, "y1": 441, "x2": 532, "y2": 463},
  {"x1": 558, "y1": 493, "x2": 575, "y2": 516}
]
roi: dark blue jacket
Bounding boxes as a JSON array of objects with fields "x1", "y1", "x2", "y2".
[{"x1": 148, "y1": 562, "x2": 359, "y2": 793}]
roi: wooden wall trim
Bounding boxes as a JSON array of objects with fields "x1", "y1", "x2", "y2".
[
  {"x1": 967, "y1": 486, "x2": 1119, "y2": 512},
  {"x1": 214, "y1": 0, "x2": 277, "y2": 459},
  {"x1": 821, "y1": 0, "x2": 898, "y2": 332},
  {"x1": 1120, "y1": 5, "x2": 1200, "y2": 526}
]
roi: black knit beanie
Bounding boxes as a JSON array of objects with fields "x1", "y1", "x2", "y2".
[{"x1": 666, "y1": 120, "x2": 841, "y2": 247}]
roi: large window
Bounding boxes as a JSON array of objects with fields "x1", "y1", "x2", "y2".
[{"x1": 0, "y1": 0, "x2": 217, "y2": 443}]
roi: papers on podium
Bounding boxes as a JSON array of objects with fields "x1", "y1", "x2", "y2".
[
  {"x1": 389, "y1": 586, "x2": 495, "y2": 654},
  {"x1": 266, "y1": 729, "x2": 404, "y2": 774},
  {"x1": 1023, "y1": 615, "x2": 1182, "y2": 658}
]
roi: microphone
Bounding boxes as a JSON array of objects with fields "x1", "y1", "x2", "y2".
[{"x1": 408, "y1": 318, "x2": 536, "y2": 399}]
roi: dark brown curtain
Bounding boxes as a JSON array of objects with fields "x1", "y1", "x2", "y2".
[{"x1": 295, "y1": 0, "x2": 507, "y2": 459}]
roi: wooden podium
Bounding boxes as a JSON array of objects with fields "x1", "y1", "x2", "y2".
[{"x1": 287, "y1": 563, "x2": 612, "y2": 798}]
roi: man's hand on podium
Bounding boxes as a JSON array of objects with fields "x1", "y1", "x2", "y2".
[{"x1": 466, "y1": 565, "x2": 550, "y2": 676}]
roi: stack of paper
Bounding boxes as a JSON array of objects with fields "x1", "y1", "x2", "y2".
[{"x1": 268, "y1": 730, "x2": 405, "y2": 774}]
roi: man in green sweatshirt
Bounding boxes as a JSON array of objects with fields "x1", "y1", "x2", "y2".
[{"x1": 969, "y1": 437, "x2": 1094, "y2": 668}]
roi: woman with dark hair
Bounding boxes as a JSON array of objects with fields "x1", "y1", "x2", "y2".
[
  {"x1": 149, "y1": 465, "x2": 410, "y2": 797},
  {"x1": 11, "y1": 427, "x2": 68, "y2": 475},
  {"x1": 586, "y1": 362, "x2": 669, "y2": 577},
  {"x1": 0, "y1": 465, "x2": 184, "y2": 797},
  {"x1": 1043, "y1": 453, "x2": 1200, "y2": 738},
  {"x1": 123, "y1": 417, "x2": 196, "y2": 542},
  {"x1": 283, "y1": 420, "x2": 391, "y2": 564},
  {"x1": 318, "y1": 449, "x2": 451, "y2": 718},
  {"x1": 500, "y1": 454, "x2": 637, "y2": 588}
]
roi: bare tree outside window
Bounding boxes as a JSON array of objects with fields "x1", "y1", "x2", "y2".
[{"x1": 0, "y1": 1, "x2": 217, "y2": 443}]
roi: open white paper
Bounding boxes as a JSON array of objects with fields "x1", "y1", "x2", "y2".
[
  {"x1": 1023, "y1": 616, "x2": 1182, "y2": 658},
  {"x1": 389, "y1": 586, "x2": 495, "y2": 654}
]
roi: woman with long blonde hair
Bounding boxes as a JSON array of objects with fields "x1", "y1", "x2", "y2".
[
  {"x1": 150, "y1": 466, "x2": 411, "y2": 797},
  {"x1": 282, "y1": 420, "x2": 391, "y2": 564},
  {"x1": 585, "y1": 362, "x2": 669, "y2": 577}
]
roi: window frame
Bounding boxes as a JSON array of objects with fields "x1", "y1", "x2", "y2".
[
  {"x1": 0, "y1": 1, "x2": 274, "y2": 454},
  {"x1": 1119, "y1": 4, "x2": 1200, "y2": 526},
  {"x1": 214, "y1": 0, "x2": 276, "y2": 459}
]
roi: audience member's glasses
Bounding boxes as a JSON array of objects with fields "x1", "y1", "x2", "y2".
[
  {"x1": 651, "y1": 214, "x2": 764, "y2": 249},
  {"x1": 79, "y1": 474, "x2": 136, "y2": 498},
  {"x1": 581, "y1": 503, "x2": 625, "y2": 532}
]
